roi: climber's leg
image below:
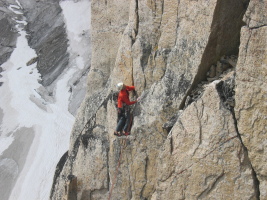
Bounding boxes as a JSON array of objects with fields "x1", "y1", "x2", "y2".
[
  {"x1": 115, "y1": 108, "x2": 126, "y2": 136},
  {"x1": 123, "y1": 111, "x2": 133, "y2": 135}
]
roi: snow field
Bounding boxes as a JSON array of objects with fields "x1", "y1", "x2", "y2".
[{"x1": 0, "y1": 0, "x2": 91, "y2": 199}]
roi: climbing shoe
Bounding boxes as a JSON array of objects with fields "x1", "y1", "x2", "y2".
[
  {"x1": 123, "y1": 132, "x2": 130, "y2": 136},
  {"x1": 114, "y1": 131, "x2": 122, "y2": 137}
]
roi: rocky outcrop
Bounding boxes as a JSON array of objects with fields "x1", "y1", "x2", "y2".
[
  {"x1": 153, "y1": 77, "x2": 257, "y2": 200},
  {"x1": 15, "y1": 0, "x2": 90, "y2": 114},
  {"x1": 51, "y1": 0, "x2": 267, "y2": 199},
  {"x1": 235, "y1": 1, "x2": 267, "y2": 199},
  {"x1": 0, "y1": 1, "x2": 18, "y2": 66},
  {"x1": 19, "y1": 0, "x2": 69, "y2": 87},
  {"x1": 0, "y1": 0, "x2": 70, "y2": 88}
]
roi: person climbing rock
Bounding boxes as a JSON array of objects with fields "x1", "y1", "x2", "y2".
[{"x1": 114, "y1": 82, "x2": 138, "y2": 136}]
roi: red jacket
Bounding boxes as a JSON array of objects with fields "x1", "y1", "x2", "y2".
[{"x1": 117, "y1": 86, "x2": 137, "y2": 108}]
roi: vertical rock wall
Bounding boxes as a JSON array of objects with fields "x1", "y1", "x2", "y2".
[
  {"x1": 153, "y1": 79, "x2": 257, "y2": 200},
  {"x1": 235, "y1": 1, "x2": 267, "y2": 199},
  {"x1": 51, "y1": 0, "x2": 267, "y2": 199},
  {"x1": 88, "y1": 0, "x2": 130, "y2": 95}
]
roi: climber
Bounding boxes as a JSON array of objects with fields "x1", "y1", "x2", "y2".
[{"x1": 114, "y1": 82, "x2": 139, "y2": 136}]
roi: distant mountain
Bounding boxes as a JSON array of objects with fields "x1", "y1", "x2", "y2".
[{"x1": 0, "y1": 0, "x2": 91, "y2": 199}]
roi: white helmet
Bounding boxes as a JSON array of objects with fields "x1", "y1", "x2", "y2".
[{"x1": 116, "y1": 82, "x2": 124, "y2": 91}]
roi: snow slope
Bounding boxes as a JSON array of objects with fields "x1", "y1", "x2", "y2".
[{"x1": 0, "y1": 0, "x2": 91, "y2": 199}]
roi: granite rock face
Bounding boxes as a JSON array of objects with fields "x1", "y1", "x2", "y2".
[
  {"x1": 153, "y1": 78, "x2": 257, "y2": 200},
  {"x1": 87, "y1": 0, "x2": 130, "y2": 95},
  {"x1": 51, "y1": 0, "x2": 266, "y2": 199},
  {"x1": 235, "y1": 1, "x2": 267, "y2": 199}
]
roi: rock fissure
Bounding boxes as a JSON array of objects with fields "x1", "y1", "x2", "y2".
[
  {"x1": 185, "y1": 56, "x2": 236, "y2": 109},
  {"x1": 230, "y1": 107, "x2": 261, "y2": 199},
  {"x1": 170, "y1": 136, "x2": 173, "y2": 154},
  {"x1": 124, "y1": 149, "x2": 133, "y2": 199},
  {"x1": 160, "y1": 0, "x2": 164, "y2": 27},
  {"x1": 173, "y1": 0, "x2": 180, "y2": 48},
  {"x1": 243, "y1": 29, "x2": 252, "y2": 66},
  {"x1": 174, "y1": 135, "x2": 238, "y2": 176},
  {"x1": 249, "y1": 24, "x2": 267, "y2": 29},
  {"x1": 160, "y1": 168, "x2": 175, "y2": 183},
  {"x1": 135, "y1": 0, "x2": 139, "y2": 37},
  {"x1": 180, "y1": 0, "x2": 249, "y2": 109},
  {"x1": 107, "y1": 149, "x2": 110, "y2": 191},
  {"x1": 245, "y1": 14, "x2": 267, "y2": 29},
  {"x1": 140, "y1": 156, "x2": 148, "y2": 199},
  {"x1": 154, "y1": 0, "x2": 164, "y2": 47},
  {"x1": 128, "y1": 145, "x2": 137, "y2": 198},
  {"x1": 216, "y1": 74, "x2": 260, "y2": 198},
  {"x1": 197, "y1": 171, "x2": 225, "y2": 199},
  {"x1": 191, "y1": 102, "x2": 203, "y2": 156},
  {"x1": 130, "y1": 0, "x2": 139, "y2": 45}
]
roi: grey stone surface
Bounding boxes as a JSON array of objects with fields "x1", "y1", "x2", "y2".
[
  {"x1": 50, "y1": 0, "x2": 267, "y2": 199},
  {"x1": 153, "y1": 79, "x2": 257, "y2": 200},
  {"x1": 235, "y1": 1, "x2": 267, "y2": 199},
  {"x1": 0, "y1": 0, "x2": 69, "y2": 86},
  {"x1": 0, "y1": 1, "x2": 19, "y2": 65},
  {"x1": 20, "y1": 0, "x2": 69, "y2": 86},
  {"x1": 50, "y1": 0, "x2": 259, "y2": 199}
]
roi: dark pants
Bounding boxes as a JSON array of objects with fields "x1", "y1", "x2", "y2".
[{"x1": 116, "y1": 107, "x2": 133, "y2": 133}]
